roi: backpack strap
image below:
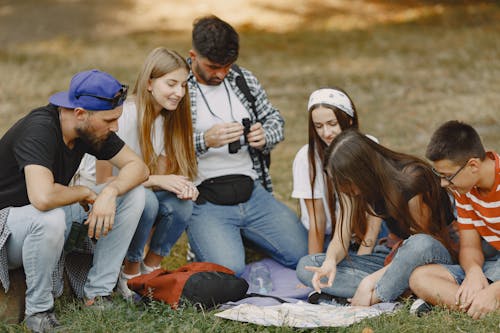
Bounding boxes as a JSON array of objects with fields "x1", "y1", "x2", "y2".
[
  {"x1": 232, "y1": 64, "x2": 257, "y2": 120},
  {"x1": 232, "y1": 64, "x2": 271, "y2": 190}
]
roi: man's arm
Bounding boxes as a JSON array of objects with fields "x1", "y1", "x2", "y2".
[
  {"x1": 455, "y1": 228, "x2": 489, "y2": 309},
  {"x1": 101, "y1": 145, "x2": 149, "y2": 195},
  {"x1": 467, "y1": 280, "x2": 500, "y2": 319},
  {"x1": 25, "y1": 164, "x2": 96, "y2": 211},
  {"x1": 85, "y1": 145, "x2": 148, "y2": 239}
]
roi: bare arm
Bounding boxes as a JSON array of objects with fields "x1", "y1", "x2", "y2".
[
  {"x1": 102, "y1": 145, "x2": 149, "y2": 196},
  {"x1": 458, "y1": 229, "x2": 486, "y2": 277},
  {"x1": 357, "y1": 214, "x2": 382, "y2": 255},
  {"x1": 325, "y1": 193, "x2": 353, "y2": 263},
  {"x1": 408, "y1": 194, "x2": 431, "y2": 231},
  {"x1": 455, "y1": 229, "x2": 489, "y2": 310},
  {"x1": 305, "y1": 193, "x2": 353, "y2": 292},
  {"x1": 85, "y1": 145, "x2": 148, "y2": 239},
  {"x1": 95, "y1": 160, "x2": 114, "y2": 185},
  {"x1": 124, "y1": 154, "x2": 198, "y2": 201},
  {"x1": 25, "y1": 164, "x2": 96, "y2": 211},
  {"x1": 467, "y1": 281, "x2": 500, "y2": 319},
  {"x1": 304, "y1": 198, "x2": 327, "y2": 254},
  {"x1": 350, "y1": 264, "x2": 390, "y2": 306}
]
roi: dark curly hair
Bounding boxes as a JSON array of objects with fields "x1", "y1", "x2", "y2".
[{"x1": 192, "y1": 15, "x2": 239, "y2": 65}]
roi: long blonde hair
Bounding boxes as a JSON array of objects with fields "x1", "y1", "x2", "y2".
[{"x1": 134, "y1": 47, "x2": 197, "y2": 179}]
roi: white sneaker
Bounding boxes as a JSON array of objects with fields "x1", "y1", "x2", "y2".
[
  {"x1": 186, "y1": 243, "x2": 196, "y2": 263},
  {"x1": 116, "y1": 270, "x2": 139, "y2": 299},
  {"x1": 410, "y1": 298, "x2": 432, "y2": 316},
  {"x1": 140, "y1": 262, "x2": 160, "y2": 275}
]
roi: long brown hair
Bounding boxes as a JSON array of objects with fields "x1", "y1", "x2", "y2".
[
  {"x1": 133, "y1": 47, "x2": 197, "y2": 179},
  {"x1": 307, "y1": 87, "x2": 359, "y2": 236},
  {"x1": 325, "y1": 129, "x2": 454, "y2": 253}
]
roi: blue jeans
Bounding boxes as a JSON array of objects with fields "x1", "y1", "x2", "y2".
[
  {"x1": 126, "y1": 189, "x2": 192, "y2": 262},
  {"x1": 444, "y1": 241, "x2": 499, "y2": 284},
  {"x1": 6, "y1": 184, "x2": 144, "y2": 314},
  {"x1": 62, "y1": 184, "x2": 145, "y2": 299},
  {"x1": 6, "y1": 206, "x2": 66, "y2": 316},
  {"x1": 187, "y1": 181, "x2": 308, "y2": 276},
  {"x1": 296, "y1": 234, "x2": 453, "y2": 301}
]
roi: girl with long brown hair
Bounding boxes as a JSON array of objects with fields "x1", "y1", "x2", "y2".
[
  {"x1": 95, "y1": 47, "x2": 198, "y2": 298},
  {"x1": 292, "y1": 88, "x2": 383, "y2": 254},
  {"x1": 296, "y1": 129, "x2": 456, "y2": 305}
]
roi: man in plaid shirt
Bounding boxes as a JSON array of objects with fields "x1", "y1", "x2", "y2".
[{"x1": 186, "y1": 15, "x2": 307, "y2": 276}]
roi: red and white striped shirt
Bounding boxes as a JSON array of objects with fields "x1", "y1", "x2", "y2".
[{"x1": 455, "y1": 151, "x2": 500, "y2": 250}]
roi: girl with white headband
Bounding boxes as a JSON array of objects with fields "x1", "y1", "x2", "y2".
[{"x1": 292, "y1": 87, "x2": 382, "y2": 255}]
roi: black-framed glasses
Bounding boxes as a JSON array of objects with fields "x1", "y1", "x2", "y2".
[
  {"x1": 432, "y1": 160, "x2": 468, "y2": 184},
  {"x1": 77, "y1": 84, "x2": 128, "y2": 108}
]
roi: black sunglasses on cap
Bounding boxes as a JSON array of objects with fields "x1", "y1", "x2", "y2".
[{"x1": 77, "y1": 84, "x2": 128, "y2": 109}]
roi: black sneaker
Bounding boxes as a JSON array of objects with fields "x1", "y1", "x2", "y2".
[
  {"x1": 307, "y1": 291, "x2": 349, "y2": 306},
  {"x1": 24, "y1": 310, "x2": 61, "y2": 333},
  {"x1": 409, "y1": 298, "x2": 432, "y2": 316}
]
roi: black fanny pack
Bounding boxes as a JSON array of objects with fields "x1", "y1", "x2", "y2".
[{"x1": 196, "y1": 174, "x2": 254, "y2": 205}]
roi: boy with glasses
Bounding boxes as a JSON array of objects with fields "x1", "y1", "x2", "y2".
[{"x1": 409, "y1": 120, "x2": 499, "y2": 319}]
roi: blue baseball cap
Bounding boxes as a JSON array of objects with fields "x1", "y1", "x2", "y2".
[{"x1": 49, "y1": 69, "x2": 128, "y2": 111}]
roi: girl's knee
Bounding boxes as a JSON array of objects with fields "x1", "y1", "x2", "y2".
[
  {"x1": 402, "y1": 234, "x2": 444, "y2": 254},
  {"x1": 171, "y1": 200, "x2": 193, "y2": 221},
  {"x1": 296, "y1": 255, "x2": 316, "y2": 282},
  {"x1": 144, "y1": 188, "x2": 160, "y2": 211}
]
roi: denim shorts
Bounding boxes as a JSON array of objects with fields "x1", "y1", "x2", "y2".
[{"x1": 444, "y1": 251, "x2": 499, "y2": 284}]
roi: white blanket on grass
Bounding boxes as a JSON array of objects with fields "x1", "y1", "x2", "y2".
[{"x1": 215, "y1": 301, "x2": 398, "y2": 328}]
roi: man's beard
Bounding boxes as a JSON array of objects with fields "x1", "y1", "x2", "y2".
[
  {"x1": 193, "y1": 62, "x2": 222, "y2": 86},
  {"x1": 76, "y1": 126, "x2": 108, "y2": 151}
]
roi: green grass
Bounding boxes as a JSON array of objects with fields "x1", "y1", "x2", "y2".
[
  {"x1": 1, "y1": 1, "x2": 500, "y2": 331},
  {"x1": 1, "y1": 297, "x2": 499, "y2": 332}
]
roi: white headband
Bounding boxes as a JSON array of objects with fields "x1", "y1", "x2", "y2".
[{"x1": 307, "y1": 88, "x2": 354, "y2": 118}]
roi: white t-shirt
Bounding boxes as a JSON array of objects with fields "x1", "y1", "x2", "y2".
[
  {"x1": 194, "y1": 80, "x2": 257, "y2": 184},
  {"x1": 117, "y1": 99, "x2": 165, "y2": 159},
  {"x1": 292, "y1": 144, "x2": 334, "y2": 234},
  {"x1": 73, "y1": 99, "x2": 164, "y2": 184},
  {"x1": 292, "y1": 135, "x2": 379, "y2": 234}
]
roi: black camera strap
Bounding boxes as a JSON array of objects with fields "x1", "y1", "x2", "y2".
[
  {"x1": 195, "y1": 80, "x2": 237, "y2": 122},
  {"x1": 232, "y1": 64, "x2": 271, "y2": 191}
]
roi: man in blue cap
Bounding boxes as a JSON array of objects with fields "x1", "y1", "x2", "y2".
[{"x1": 0, "y1": 69, "x2": 149, "y2": 331}]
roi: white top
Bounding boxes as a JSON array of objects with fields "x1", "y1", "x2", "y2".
[
  {"x1": 118, "y1": 99, "x2": 165, "y2": 158},
  {"x1": 291, "y1": 135, "x2": 378, "y2": 234},
  {"x1": 73, "y1": 99, "x2": 164, "y2": 184},
  {"x1": 194, "y1": 80, "x2": 257, "y2": 184},
  {"x1": 292, "y1": 144, "x2": 334, "y2": 234}
]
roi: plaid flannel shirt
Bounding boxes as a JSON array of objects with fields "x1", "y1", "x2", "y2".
[
  {"x1": 188, "y1": 64, "x2": 284, "y2": 192},
  {"x1": 0, "y1": 208, "x2": 11, "y2": 292},
  {"x1": 1, "y1": 206, "x2": 93, "y2": 299}
]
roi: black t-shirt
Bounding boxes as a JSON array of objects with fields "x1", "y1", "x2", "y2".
[
  {"x1": 372, "y1": 186, "x2": 454, "y2": 240},
  {"x1": 0, "y1": 104, "x2": 125, "y2": 209}
]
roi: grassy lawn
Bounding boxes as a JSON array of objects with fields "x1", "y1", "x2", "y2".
[
  {"x1": 1, "y1": 1, "x2": 499, "y2": 331},
  {"x1": 2, "y1": 297, "x2": 499, "y2": 333}
]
